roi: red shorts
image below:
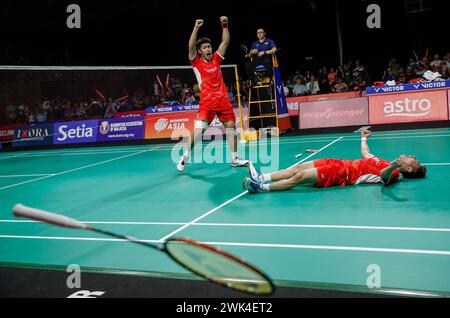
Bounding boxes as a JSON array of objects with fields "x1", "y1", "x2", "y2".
[
  {"x1": 197, "y1": 98, "x2": 236, "y2": 123},
  {"x1": 313, "y1": 159, "x2": 350, "y2": 188}
]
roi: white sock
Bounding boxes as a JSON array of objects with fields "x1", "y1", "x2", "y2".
[
  {"x1": 231, "y1": 152, "x2": 238, "y2": 160},
  {"x1": 260, "y1": 184, "x2": 270, "y2": 192},
  {"x1": 261, "y1": 174, "x2": 272, "y2": 182},
  {"x1": 183, "y1": 149, "x2": 191, "y2": 158}
]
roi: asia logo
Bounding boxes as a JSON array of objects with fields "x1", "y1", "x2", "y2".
[
  {"x1": 154, "y1": 118, "x2": 187, "y2": 133},
  {"x1": 383, "y1": 98, "x2": 431, "y2": 117},
  {"x1": 154, "y1": 118, "x2": 169, "y2": 133},
  {"x1": 99, "y1": 121, "x2": 110, "y2": 135}
]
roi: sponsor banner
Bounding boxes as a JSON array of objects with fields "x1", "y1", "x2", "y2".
[
  {"x1": 366, "y1": 80, "x2": 450, "y2": 95},
  {"x1": 97, "y1": 117, "x2": 145, "y2": 142},
  {"x1": 369, "y1": 90, "x2": 448, "y2": 124},
  {"x1": 299, "y1": 97, "x2": 368, "y2": 129},
  {"x1": 146, "y1": 104, "x2": 200, "y2": 114},
  {"x1": 307, "y1": 91, "x2": 358, "y2": 102},
  {"x1": 145, "y1": 111, "x2": 196, "y2": 139},
  {"x1": 13, "y1": 123, "x2": 54, "y2": 147},
  {"x1": 0, "y1": 123, "x2": 24, "y2": 142},
  {"x1": 448, "y1": 90, "x2": 450, "y2": 120},
  {"x1": 115, "y1": 110, "x2": 147, "y2": 118},
  {"x1": 286, "y1": 96, "x2": 308, "y2": 116},
  {"x1": 274, "y1": 67, "x2": 292, "y2": 131},
  {"x1": 54, "y1": 120, "x2": 98, "y2": 145}
]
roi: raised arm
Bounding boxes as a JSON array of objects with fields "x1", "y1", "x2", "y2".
[
  {"x1": 380, "y1": 158, "x2": 402, "y2": 185},
  {"x1": 217, "y1": 16, "x2": 230, "y2": 57},
  {"x1": 360, "y1": 130, "x2": 373, "y2": 159},
  {"x1": 189, "y1": 19, "x2": 204, "y2": 60}
]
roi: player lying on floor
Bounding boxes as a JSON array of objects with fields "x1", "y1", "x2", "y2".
[{"x1": 243, "y1": 130, "x2": 427, "y2": 193}]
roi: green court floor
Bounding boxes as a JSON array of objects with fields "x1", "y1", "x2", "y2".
[{"x1": 1, "y1": 127, "x2": 450, "y2": 296}]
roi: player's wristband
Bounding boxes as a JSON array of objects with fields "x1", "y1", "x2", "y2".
[{"x1": 361, "y1": 137, "x2": 367, "y2": 141}]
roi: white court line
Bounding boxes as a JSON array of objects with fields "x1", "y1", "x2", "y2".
[
  {"x1": 0, "y1": 174, "x2": 55, "y2": 178},
  {"x1": 158, "y1": 137, "x2": 343, "y2": 242},
  {"x1": 3, "y1": 219, "x2": 450, "y2": 233},
  {"x1": 423, "y1": 163, "x2": 450, "y2": 166},
  {"x1": 0, "y1": 147, "x2": 159, "y2": 191},
  {"x1": 1, "y1": 234, "x2": 450, "y2": 256},
  {"x1": 2, "y1": 131, "x2": 449, "y2": 159}
]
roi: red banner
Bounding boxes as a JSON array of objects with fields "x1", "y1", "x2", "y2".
[
  {"x1": 369, "y1": 90, "x2": 449, "y2": 124},
  {"x1": 299, "y1": 97, "x2": 369, "y2": 129},
  {"x1": 145, "y1": 112, "x2": 196, "y2": 140},
  {"x1": 448, "y1": 90, "x2": 450, "y2": 120},
  {"x1": 286, "y1": 96, "x2": 308, "y2": 116},
  {"x1": 0, "y1": 123, "x2": 23, "y2": 142}
]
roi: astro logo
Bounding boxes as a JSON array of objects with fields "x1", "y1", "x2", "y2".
[
  {"x1": 383, "y1": 98, "x2": 432, "y2": 117},
  {"x1": 155, "y1": 118, "x2": 169, "y2": 133}
]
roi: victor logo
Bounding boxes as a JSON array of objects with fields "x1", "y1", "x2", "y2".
[{"x1": 383, "y1": 98, "x2": 432, "y2": 117}]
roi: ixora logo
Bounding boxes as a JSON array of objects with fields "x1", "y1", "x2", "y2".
[
  {"x1": 13, "y1": 124, "x2": 54, "y2": 147},
  {"x1": 383, "y1": 97, "x2": 431, "y2": 117},
  {"x1": 16, "y1": 127, "x2": 49, "y2": 139}
]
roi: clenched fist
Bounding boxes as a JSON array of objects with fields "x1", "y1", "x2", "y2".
[{"x1": 195, "y1": 19, "x2": 204, "y2": 28}]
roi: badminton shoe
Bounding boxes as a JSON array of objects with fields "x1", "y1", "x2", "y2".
[
  {"x1": 243, "y1": 177, "x2": 262, "y2": 193},
  {"x1": 177, "y1": 155, "x2": 189, "y2": 172},
  {"x1": 231, "y1": 157, "x2": 249, "y2": 167},
  {"x1": 247, "y1": 161, "x2": 262, "y2": 182}
]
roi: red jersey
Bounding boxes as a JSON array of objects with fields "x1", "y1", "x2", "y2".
[
  {"x1": 347, "y1": 156, "x2": 400, "y2": 185},
  {"x1": 190, "y1": 52, "x2": 228, "y2": 103},
  {"x1": 314, "y1": 156, "x2": 400, "y2": 188}
]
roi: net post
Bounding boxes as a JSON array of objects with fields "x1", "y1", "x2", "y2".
[{"x1": 234, "y1": 65, "x2": 246, "y2": 142}]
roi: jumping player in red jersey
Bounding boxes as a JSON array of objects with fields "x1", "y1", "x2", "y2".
[
  {"x1": 177, "y1": 17, "x2": 249, "y2": 172},
  {"x1": 243, "y1": 130, "x2": 427, "y2": 192}
]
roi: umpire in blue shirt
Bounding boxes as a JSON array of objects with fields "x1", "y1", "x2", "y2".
[{"x1": 245, "y1": 28, "x2": 278, "y2": 84}]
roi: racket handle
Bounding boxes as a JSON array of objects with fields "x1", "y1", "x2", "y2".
[{"x1": 13, "y1": 204, "x2": 88, "y2": 229}]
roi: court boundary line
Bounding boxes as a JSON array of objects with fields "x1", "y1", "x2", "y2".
[
  {"x1": 158, "y1": 137, "x2": 343, "y2": 242},
  {"x1": 0, "y1": 174, "x2": 55, "y2": 178},
  {"x1": 2, "y1": 133, "x2": 450, "y2": 159},
  {"x1": 3, "y1": 220, "x2": 450, "y2": 232},
  {"x1": 2, "y1": 234, "x2": 450, "y2": 256},
  {"x1": 0, "y1": 147, "x2": 159, "y2": 191}
]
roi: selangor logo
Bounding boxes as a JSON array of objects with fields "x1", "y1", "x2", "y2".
[
  {"x1": 154, "y1": 118, "x2": 169, "y2": 133},
  {"x1": 99, "y1": 121, "x2": 110, "y2": 135}
]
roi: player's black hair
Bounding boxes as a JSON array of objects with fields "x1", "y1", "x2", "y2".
[
  {"x1": 195, "y1": 38, "x2": 212, "y2": 50},
  {"x1": 401, "y1": 165, "x2": 427, "y2": 179}
]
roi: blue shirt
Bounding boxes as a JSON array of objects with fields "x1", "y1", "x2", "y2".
[{"x1": 250, "y1": 38, "x2": 276, "y2": 52}]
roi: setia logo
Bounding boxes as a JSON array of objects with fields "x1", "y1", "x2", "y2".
[
  {"x1": 57, "y1": 123, "x2": 94, "y2": 141},
  {"x1": 16, "y1": 128, "x2": 49, "y2": 140},
  {"x1": 99, "y1": 121, "x2": 110, "y2": 135},
  {"x1": 384, "y1": 97, "x2": 432, "y2": 117}
]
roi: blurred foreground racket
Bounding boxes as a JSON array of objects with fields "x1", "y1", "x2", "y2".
[{"x1": 12, "y1": 204, "x2": 275, "y2": 296}]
